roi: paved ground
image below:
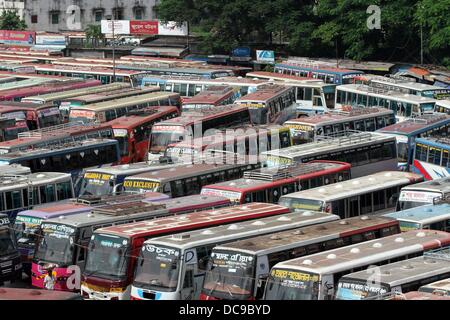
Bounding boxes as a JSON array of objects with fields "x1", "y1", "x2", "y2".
[{"x1": 1, "y1": 273, "x2": 33, "y2": 289}]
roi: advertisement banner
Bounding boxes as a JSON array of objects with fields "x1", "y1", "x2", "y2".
[
  {"x1": 256, "y1": 50, "x2": 275, "y2": 63},
  {"x1": 130, "y1": 21, "x2": 158, "y2": 35},
  {"x1": 157, "y1": 21, "x2": 188, "y2": 36},
  {"x1": 36, "y1": 35, "x2": 67, "y2": 46},
  {"x1": 101, "y1": 20, "x2": 130, "y2": 35},
  {"x1": 0, "y1": 30, "x2": 35, "y2": 45}
]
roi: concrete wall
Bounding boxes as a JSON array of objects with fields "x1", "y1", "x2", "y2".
[
  {"x1": 0, "y1": 1, "x2": 25, "y2": 19},
  {"x1": 23, "y1": 0, "x2": 159, "y2": 32}
]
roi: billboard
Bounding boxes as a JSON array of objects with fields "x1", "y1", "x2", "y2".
[
  {"x1": 101, "y1": 20, "x2": 130, "y2": 35},
  {"x1": 36, "y1": 35, "x2": 67, "y2": 46},
  {"x1": 158, "y1": 21, "x2": 188, "y2": 36},
  {"x1": 130, "y1": 21, "x2": 158, "y2": 35},
  {"x1": 0, "y1": 30, "x2": 35, "y2": 45},
  {"x1": 256, "y1": 50, "x2": 275, "y2": 63}
]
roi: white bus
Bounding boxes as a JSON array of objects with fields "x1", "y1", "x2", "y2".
[
  {"x1": 435, "y1": 100, "x2": 450, "y2": 115},
  {"x1": 418, "y1": 277, "x2": 450, "y2": 296},
  {"x1": 130, "y1": 210, "x2": 339, "y2": 300},
  {"x1": 283, "y1": 108, "x2": 395, "y2": 145},
  {"x1": 397, "y1": 177, "x2": 450, "y2": 211},
  {"x1": 336, "y1": 250, "x2": 450, "y2": 300},
  {"x1": 279, "y1": 171, "x2": 424, "y2": 218},
  {"x1": 335, "y1": 84, "x2": 436, "y2": 122},
  {"x1": 262, "y1": 132, "x2": 398, "y2": 178},
  {"x1": 264, "y1": 230, "x2": 450, "y2": 300}
]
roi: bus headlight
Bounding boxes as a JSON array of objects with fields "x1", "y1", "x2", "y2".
[{"x1": 110, "y1": 287, "x2": 125, "y2": 293}]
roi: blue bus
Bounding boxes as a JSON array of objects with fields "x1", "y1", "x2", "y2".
[
  {"x1": 377, "y1": 114, "x2": 450, "y2": 171},
  {"x1": 384, "y1": 203, "x2": 450, "y2": 232},
  {"x1": 412, "y1": 137, "x2": 450, "y2": 180},
  {"x1": 274, "y1": 62, "x2": 364, "y2": 85}
]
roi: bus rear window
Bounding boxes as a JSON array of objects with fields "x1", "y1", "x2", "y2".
[{"x1": 278, "y1": 197, "x2": 324, "y2": 212}]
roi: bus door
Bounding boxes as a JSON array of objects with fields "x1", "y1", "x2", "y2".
[
  {"x1": 348, "y1": 196, "x2": 360, "y2": 218},
  {"x1": 100, "y1": 76, "x2": 109, "y2": 84},
  {"x1": 181, "y1": 248, "x2": 198, "y2": 300}
]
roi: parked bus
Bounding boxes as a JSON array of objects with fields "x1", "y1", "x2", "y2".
[
  {"x1": 165, "y1": 124, "x2": 291, "y2": 163},
  {"x1": 388, "y1": 291, "x2": 450, "y2": 300},
  {"x1": 412, "y1": 137, "x2": 450, "y2": 180},
  {"x1": 377, "y1": 114, "x2": 450, "y2": 171},
  {"x1": 201, "y1": 215, "x2": 400, "y2": 300},
  {"x1": 0, "y1": 116, "x2": 14, "y2": 141},
  {"x1": 335, "y1": 84, "x2": 436, "y2": 122},
  {"x1": 182, "y1": 86, "x2": 237, "y2": 111},
  {"x1": 141, "y1": 76, "x2": 268, "y2": 98},
  {"x1": 336, "y1": 249, "x2": 450, "y2": 300},
  {"x1": 201, "y1": 161, "x2": 351, "y2": 204},
  {"x1": 397, "y1": 177, "x2": 450, "y2": 211},
  {"x1": 0, "y1": 164, "x2": 30, "y2": 176},
  {"x1": 419, "y1": 278, "x2": 450, "y2": 296},
  {"x1": 279, "y1": 171, "x2": 423, "y2": 218},
  {"x1": 274, "y1": 62, "x2": 363, "y2": 85},
  {"x1": 235, "y1": 84, "x2": 296, "y2": 124},
  {"x1": 81, "y1": 203, "x2": 303, "y2": 300},
  {"x1": 69, "y1": 92, "x2": 181, "y2": 124},
  {"x1": 0, "y1": 139, "x2": 120, "y2": 178},
  {"x1": 262, "y1": 132, "x2": 398, "y2": 178},
  {"x1": 384, "y1": 203, "x2": 450, "y2": 232},
  {"x1": 33, "y1": 202, "x2": 287, "y2": 291},
  {"x1": 264, "y1": 230, "x2": 450, "y2": 300},
  {"x1": 435, "y1": 100, "x2": 450, "y2": 115},
  {"x1": 106, "y1": 106, "x2": 180, "y2": 164},
  {"x1": 0, "y1": 288, "x2": 82, "y2": 300},
  {"x1": 131, "y1": 211, "x2": 339, "y2": 300},
  {"x1": 0, "y1": 78, "x2": 55, "y2": 91},
  {"x1": 123, "y1": 162, "x2": 261, "y2": 198},
  {"x1": 0, "y1": 79, "x2": 101, "y2": 102},
  {"x1": 0, "y1": 214, "x2": 21, "y2": 285},
  {"x1": 148, "y1": 105, "x2": 251, "y2": 159},
  {"x1": 284, "y1": 108, "x2": 395, "y2": 145},
  {"x1": 0, "y1": 172, "x2": 74, "y2": 219},
  {"x1": 124, "y1": 67, "x2": 234, "y2": 79}
]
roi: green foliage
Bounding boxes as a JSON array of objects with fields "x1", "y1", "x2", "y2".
[
  {"x1": 85, "y1": 24, "x2": 104, "y2": 48},
  {"x1": 156, "y1": 0, "x2": 449, "y2": 65},
  {"x1": 0, "y1": 10, "x2": 27, "y2": 30}
]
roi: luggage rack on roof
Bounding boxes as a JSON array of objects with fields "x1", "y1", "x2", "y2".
[
  {"x1": 17, "y1": 121, "x2": 87, "y2": 139},
  {"x1": 315, "y1": 130, "x2": 374, "y2": 145},
  {"x1": 71, "y1": 193, "x2": 148, "y2": 206},
  {"x1": 91, "y1": 201, "x2": 166, "y2": 216},
  {"x1": 243, "y1": 162, "x2": 331, "y2": 182},
  {"x1": 423, "y1": 247, "x2": 450, "y2": 261}
]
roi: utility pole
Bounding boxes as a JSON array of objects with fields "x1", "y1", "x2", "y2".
[
  {"x1": 112, "y1": 0, "x2": 118, "y2": 83},
  {"x1": 420, "y1": 22, "x2": 423, "y2": 65}
]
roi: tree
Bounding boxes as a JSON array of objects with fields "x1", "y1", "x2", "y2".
[
  {"x1": 85, "y1": 24, "x2": 104, "y2": 48},
  {"x1": 0, "y1": 10, "x2": 27, "y2": 30}
]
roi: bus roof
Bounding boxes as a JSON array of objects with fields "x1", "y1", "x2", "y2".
[
  {"x1": 262, "y1": 132, "x2": 395, "y2": 161},
  {"x1": 341, "y1": 253, "x2": 450, "y2": 287},
  {"x1": 415, "y1": 137, "x2": 450, "y2": 150},
  {"x1": 246, "y1": 71, "x2": 318, "y2": 82},
  {"x1": 0, "y1": 78, "x2": 54, "y2": 91},
  {"x1": 214, "y1": 215, "x2": 398, "y2": 255},
  {"x1": 64, "y1": 86, "x2": 160, "y2": 104},
  {"x1": 183, "y1": 86, "x2": 234, "y2": 105},
  {"x1": 400, "y1": 176, "x2": 450, "y2": 194},
  {"x1": 280, "y1": 171, "x2": 422, "y2": 202},
  {"x1": 147, "y1": 211, "x2": 339, "y2": 250},
  {"x1": 142, "y1": 75, "x2": 268, "y2": 85},
  {"x1": 70, "y1": 91, "x2": 179, "y2": 112},
  {"x1": 94, "y1": 202, "x2": 289, "y2": 238},
  {"x1": 377, "y1": 114, "x2": 450, "y2": 135},
  {"x1": 285, "y1": 108, "x2": 394, "y2": 126},
  {"x1": 32, "y1": 64, "x2": 145, "y2": 76},
  {"x1": 0, "y1": 163, "x2": 30, "y2": 175},
  {"x1": 276, "y1": 62, "x2": 360, "y2": 74},
  {"x1": 384, "y1": 204, "x2": 450, "y2": 224},
  {"x1": 201, "y1": 161, "x2": 351, "y2": 192},
  {"x1": 367, "y1": 75, "x2": 448, "y2": 92},
  {"x1": 0, "y1": 101, "x2": 56, "y2": 111},
  {"x1": 84, "y1": 162, "x2": 168, "y2": 176},
  {"x1": 106, "y1": 106, "x2": 178, "y2": 129},
  {"x1": 0, "y1": 288, "x2": 82, "y2": 300},
  {"x1": 17, "y1": 203, "x2": 91, "y2": 220},
  {"x1": 274, "y1": 230, "x2": 450, "y2": 274},
  {"x1": 336, "y1": 84, "x2": 437, "y2": 104},
  {"x1": 236, "y1": 84, "x2": 293, "y2": 103},
  {"x1": 0, "y1": 172, "x2": 71, "y2": 191},
  {"x1": 400, "y1": 291, "x2": 450, "y2": 300},
  {"x1": 149, "y1": 195, "x2": 231, "y2": 212}
]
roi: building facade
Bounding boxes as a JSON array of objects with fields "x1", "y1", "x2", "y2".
[
  {"x1": 23, "y1": 0, "x2": 159, "y2": 32},
  {"x1": 0, "y1": 0, "x2": 25, "y2": 19}
]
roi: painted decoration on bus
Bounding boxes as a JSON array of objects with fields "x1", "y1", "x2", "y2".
[
  {"x1": 284, "y1": 124, "x2": 314, "y2": 132},
  {"x1": 70, "y1": 110, "x2": 96, "y2": 120},
  {"x1": 16, "y1": 216, "x2": 42, "y2": 227},
  {"x1": 337, "y1": 281, "x2": 388, "y2": 300},
  {"x1": 141, "y1": 244, "x2": 180, "y2": 271},
  {"x1": 123, "y1": 180, "x2": 160, "y2": 191},
  {"x1": 83, "y1": 172, "x2": 113, "y2": 187},
  {"x1": 129, "y1": 21, "x2": 158, "y2": 35},
  {"x1": 0, "y1": 216, "x2": 11, "y2": 226},
  {"x1": 399, "y1": 190, "x2": 443, "y2": 203},
  {"x1": 201, "y1": 188, "x2": 241, "y2": 202},
  {"x1": 271, "y1": 269, "x2": 319, "y2": 283},
  {"x1": 413, "y1": 159, "x2": 450, "y2": 181}
]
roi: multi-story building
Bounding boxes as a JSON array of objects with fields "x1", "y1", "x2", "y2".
[
  {"x1": 0, "y1": 0, "x2": 25, "y2": 19},
  {"x1": 23, "y1": 0, "x2": 159, "y2": 32}
]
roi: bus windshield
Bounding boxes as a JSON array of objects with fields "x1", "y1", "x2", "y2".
[
  {"x1": 85, "y1": 234, "x2": 130, "y2": 280},
  {"x1": 202, "y1": 250, "x2": 255, "y2": 299},
  {"x1": 35, "y1": 224, "x2": 76, "y2": 266},
  {"x1": 264, "y1": 269, "x2": 320, "y2": 300},
  {"x1": 78, "y1": 172, "x2": 116, "y2": 197},
  {"x1": 14, "y1": 216, "x2": 42, "y2": 247},
  {"x1": 134, "y1": 244, "x2": 180, "y2": 291},
  {"x1": 0, "y1": 228, "x2": 17, "y2": 256},
  {"x1": 278, "y1": 197, "x2": 325, "y2": 212},
  {"x1": 149, "y1": 129, "x2": 186, "y2": 153},
  {"x1": 397, "y1": 190, "x2": 443, "y2": 211},
  {"x1": 37, "y1": 108, "x2": 61, "y2": 128},
  {"x1": 335, "y1": 278, "x2": 389, "y2": 300}
]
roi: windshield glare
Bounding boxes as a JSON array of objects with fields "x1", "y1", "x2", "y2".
[
  {"x1": 85, "y1": 234, "x2": 129, "y2": 280},
  {"x1": 0, "y1": 228, "x2": 17, "y2": 256},
  {"x1": 264, "y1": 269, "x2": 320, "y2": 300},
  {"x1": 14, "y1": 219, "x2": 41, "y2": 246},
  {"x1": 150, "y1": 131, "x2": 185, "y2": 153},
  {"x1": 79, "y1": 177, "x2": 115, "y2": 197},
  {"x1": 134, "y1": 244, "x2": 180, "y2": 291},
  {"x1": 35, "y1": 228, "x2": 75, "y2": 266},
  {"x1": 202, "y1": 250, "x2": 255, "y2": 299}
]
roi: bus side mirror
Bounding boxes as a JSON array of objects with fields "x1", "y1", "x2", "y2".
[{"x1": 113, "y1": 183, "x2": 123, "y2": 194}]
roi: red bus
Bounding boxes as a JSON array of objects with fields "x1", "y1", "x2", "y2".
[
  {"x1": 0, "y1": 102, "x2": 63, "y2": 139},
  {"x1": 0, "y1": 79, "x2": 101, "y2": 101},
  {"x1": 182, "y1": 86, "x2": 237, "y2": 111},
  {"x1": 80, "y1": 202, "x2": 289, "y2": 300},
  {"x1": 201, "y1": 160, "x2": 352, "y2": 204},
  {"x1": 105, "y1": 106, "x2": 180, "y2": 164}
]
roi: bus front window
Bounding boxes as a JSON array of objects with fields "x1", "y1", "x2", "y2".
[
  {"x1": 113, "y1": 129, "x2": 129, "y2": 157},
  {"x1": 0, "y1": 228, "x2": 17, "y2": 256},
  {"x1": 133, "y1": 244, "x2": 180, "y2": 291},
  {"x1": 202, "y1": 250, "x2": 255, "y2": 300},
  {"x1": 78, "y1": 173, "x2": 115, "y2": 197},
  {"x1": 150, "y1": 129, "x2": 185, "y2": 154},
  {"x1": 278, "y1": 197, "x2": 325, "y2": 212},
  {"x1": 397, "y1": 191, "x2": 443, "y2": 211},
  {"x1": 84, "y1": 234, "x2": 129, "y2": 280},
  {"x1": 335, "y1": 278, "x2": 388, "y2": 300},
  {"x1": 265, "y1": 269, "x2": 320, "y2": 300},
  {"x1": 397, "y1": 142, "x2": 409, "y2": 163},
  {"x1": 35, "y1": 225, "x2": 76, "y2": 266},
  {"x1": 38, "y1": 110, "x2": 62, "y2": 128}
]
